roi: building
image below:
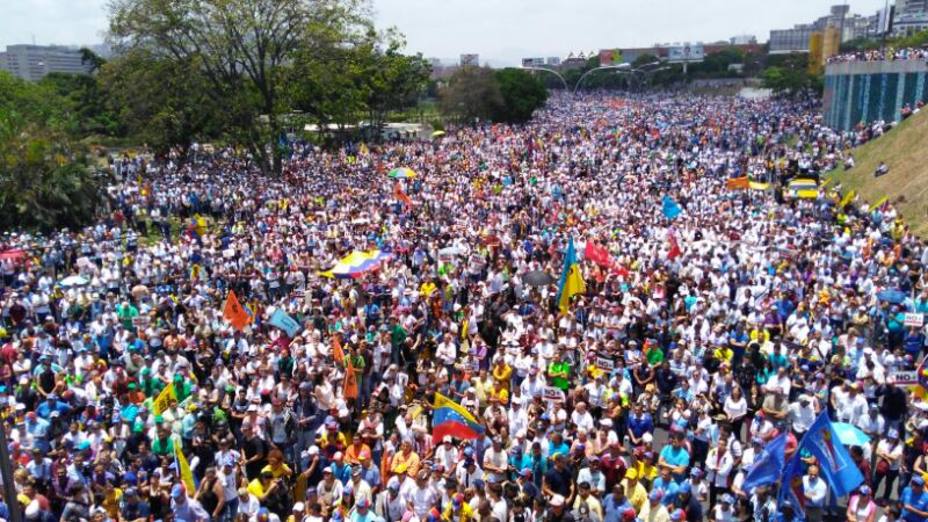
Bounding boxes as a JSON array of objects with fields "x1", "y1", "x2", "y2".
[
  {"x1": 0, "y1": 44, "x2": 92, "y2": 81},
  {"x1": 892, "y1": 10, "x2": 928, "y2": 35},
  {"x1": 769, "y1": 4, "x2": 881, "y2": 54},
  {"x1": 521, "y1": 57, "x2": 546, "y2": 67},
  {"x1": 824, "y1": 59, "x2": 928, "y2": 131},
  {"x1": 546, "y1": 57, "x2": 561, "y2": 66},
  {"x1": 729, "y1": 35, "x2": 757, "y2": 45}
]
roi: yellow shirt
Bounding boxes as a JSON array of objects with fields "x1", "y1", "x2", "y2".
[
  {"x1": 489, "y1": 388, "x2": 509, "y2": 405},
  {"x1": 261, "y1": 462, "x2": 292, "y2": 479},
  {"x1": 247, "y1": 478, "x2": 268, "y2": 499},
  {"x1": 492, "y1": 364, "x2": 512, "y2": 389},
  {"x1": 442, "y1": 501, "x2": 476, "y2": 522},
  {"x1": 390, "y1": 451, "x2": 420, "y2": 477},
  {"x1": 622, "y1": 479, "x2": 649, "y2": 511}
]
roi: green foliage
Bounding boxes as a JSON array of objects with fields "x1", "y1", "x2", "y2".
[
  {"x1": 99, "y1": 50, "x2": 222, "y2": 156},
  {"x1": 0, "y1": 83, "x2": 101, "y2": 232},
  {"x1": 439, "y1": 66, "x2": 548, "y2": 125},
  {"x1": 761, "y1": 66, "x2": 820, "y2": 95},
  {"x1": 492, "y1": 68, "x2": 548, "y2": 124},
  {"x1": 40, "y1": 73, "x2": 123, "y2": 138},
  {"x1": 439, "y1": 66, "x2": 504, "y2": 124}
]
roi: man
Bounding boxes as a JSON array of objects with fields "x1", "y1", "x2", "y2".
[
  {"x1": 374, "y1": 479, "x2": 404, "y2": 522},
  {"x1": 657, "y1": 432, "x2": 689, "y2": 481},
  {"x1": 544, "y1": 453, "x2": 575, "y2": 502},
  {"x1": 572, "y1": 482, "x2": 604, "y2": 521},
  {"x1": 787, "y1": 395, "x2": 816, "y2": 436},
  {"x1": 802, "y1": 464, "x2": 828, "y2": 522},
  {"x1": 402, "y1": 470, "x2": 438, "y2": 519},
  {"x1": 172, "y1": 484, "x2": 211, "y2": 522},
  {"x1": 900, "y1": 475, "x2": 928, "y2": 522},
  {"x1": 349, "y1": 497, "x2": 383, "y2": 522},
  {"x1": 547, "y1": 494, "x2": 576, "y2": 522},
  {"x1": 602, "y1": 483, "x2": 632, "y2": 522},
  {"x1": 621, "y1": 468, "x2": 648, "y2": 513}
]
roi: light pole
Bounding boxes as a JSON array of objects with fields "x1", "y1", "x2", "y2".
[
  {"x1": 0, "y1": 424, "x2": 22, "y2": 522},
  {"x1": 521, "y1": 66, "x2": 569, "y2": 91},
  {"x1": 572, "y1": 62, "x2": 665, "y2": 95}
]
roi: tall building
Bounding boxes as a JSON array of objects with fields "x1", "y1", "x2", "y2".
[
  {"x1": 768, "y1": 4, "x2": 880, "y2": 53},
  {"x1": 0, "y1": 45, "x2": 92, "y2": 81}
]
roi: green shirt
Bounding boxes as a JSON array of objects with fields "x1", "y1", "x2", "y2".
[{"x1": 548, "y1": 361, "x2": 571, "y2": 391}]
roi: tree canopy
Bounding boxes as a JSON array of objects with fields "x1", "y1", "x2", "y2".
[{"x1": 440, "y1": 66, "x2": 547, "y2": 125}]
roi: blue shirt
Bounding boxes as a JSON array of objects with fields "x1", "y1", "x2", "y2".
[
  {"x1": 659, "y1": 446, "x2": 690, "y2": 470},
  {"x1": 627, "y1": 413, "x2": 653, "y2": 438},
  {"x1": 901, "y1": 486, "x2": 928, "y2": 522}
]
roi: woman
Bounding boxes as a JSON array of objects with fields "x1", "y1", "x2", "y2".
[
  {"x1": 847, "y1": 485, "x2": 877, "y2": 522},
  {"x1": 723, "y1": 385, "x2": 748, "y2": 441},
  {"x1": 196, "y1": 466, "x2": 226, "y2": 521}
]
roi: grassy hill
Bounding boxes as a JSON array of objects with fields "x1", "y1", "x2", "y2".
[{"x1": 827, "y1": 108, "x2": 928, "y2": 235}]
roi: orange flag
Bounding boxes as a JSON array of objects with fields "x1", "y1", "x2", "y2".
[
  {"x1": 332, "y1": 334, "x2": 345, "y2": 364},
  {"x1": 343, "y1": 358, "x2": 358, "y2": 399},
  {"x1": 223, "y1": 291, "x2": 251, "y2": 331},
  {"x1": 726, "y1": 176, "x2": 749, "y2": 190},
  {"x1": 393, "y1": 182, "x2": 412, "y2": 208}
]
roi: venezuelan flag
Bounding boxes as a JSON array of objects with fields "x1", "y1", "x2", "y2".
[
  {"x1": 557, "y1": 237, "x2": 586, "y2": 313},
  {"x1": 319, "y1": 250, "x2": 392, "y2": 279},
  {"x1": 432, "y1": 393, "x2": 484, "y2": 443}
]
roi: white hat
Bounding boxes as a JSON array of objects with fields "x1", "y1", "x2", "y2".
[{"x1": 550, "y1": 494, "x2": 565, "y2": 507}]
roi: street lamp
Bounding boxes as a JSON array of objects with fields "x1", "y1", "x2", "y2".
[
  {"x1": 521, "y1": 66, "x2": 569, "y2": 91},
  {"x1": 572, "y1": 61, "x2": 666, "y2": 95}
]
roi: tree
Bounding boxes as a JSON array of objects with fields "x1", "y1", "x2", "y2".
[
  {"x1": 0, "y1": 72, "x2": 101, "y2": 232},
  {"x1": 99, "y1": 49, "x2": 223, "y2": 158},
  {"x1": 439, "y1": 66, "x2": 503, "y2": 124},
  {"x1": 40, "y1": 73, "x2": 122, "y2": 138},
  {"x1": 109, "y1": 0, "x2": 370, "y2": 175},
  {"x1": 492, "y1": 68, "x2": 547, "y2": 124}
]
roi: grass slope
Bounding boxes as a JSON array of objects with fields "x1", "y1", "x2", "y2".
[{"x1": 827, "y1": 108, "x2": 928, "y2": 236}]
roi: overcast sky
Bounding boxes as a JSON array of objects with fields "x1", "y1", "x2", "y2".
[{"x1": 1, "y1": 0, "x2": 890, "y2": 65}]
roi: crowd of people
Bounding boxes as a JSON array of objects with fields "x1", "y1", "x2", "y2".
[
  {"x1": 1, "y1": 91, "x2": 928, "y2": 522},
  {"x1": 826, "y1": 46, "x2": 928, "y2": 64}
]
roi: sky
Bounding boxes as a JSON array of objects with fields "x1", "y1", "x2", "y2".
[{"x1": 1, "y1": 0, "x2": 891, "y2": 65}]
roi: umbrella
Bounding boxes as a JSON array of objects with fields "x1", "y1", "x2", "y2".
[
  {"x1": 432, "y1": 130, "x2": 446, "y2": 138},
  {"x1": 832, "y1": 422, "x2": 870, "y2": 447},
  {"x1": 877, "y1": 289, "x2": 907, "y2": 304},
  {"x1": 388, "y1": 167, "x2": 417, "y2": 179},
  {"x1": 59, "y1": 275, "x2": 89, "y2": 287},
  {"x1": 523, "y1": 270, "x2": 556, "y2": 287}
]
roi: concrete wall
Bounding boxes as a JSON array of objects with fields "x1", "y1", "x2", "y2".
[{"x1": 824, "y1": 60, "x2": 928, "y2": 131}]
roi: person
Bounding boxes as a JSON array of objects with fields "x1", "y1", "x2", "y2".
[
  {"x1": 172, "y1": 484, "x2": 211, "y2": 522},
  {"x1": 847, "y1": 485, "x2": 877, "y2": 522},
  {"x1": 900, "y1": 475, "x2": 928, "y2": 522},
  {"x1": 802, "y1": 465, "x2": 828, "y2": 522}
]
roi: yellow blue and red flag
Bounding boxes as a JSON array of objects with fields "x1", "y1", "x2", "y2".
[
  {"x1": 557, "y1": 237, "x2": 586, "y2": 313},
  {"x1": 432, "y1": 392, "x2": 484, "y2": 443}
]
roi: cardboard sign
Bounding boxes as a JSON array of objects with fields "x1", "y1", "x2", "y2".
[
  {"x1": 595, "y1": 356, "x2": 615, "y2": 371},
  {"x1": 889, "y1": 371, "x2": 918, "y2": 386},
  {"x1": 904, "y1": 313, "x2": 924, "y2": 328},
  {"x1": 542, "y1": 386, "x2": 565, "y2": 402}
]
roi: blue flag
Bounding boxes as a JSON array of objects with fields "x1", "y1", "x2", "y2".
[
  {"x1": 742, "y1": 433, "x2": 787, "y2": 492},
  {"x1": 662, "y1": 195, "x2": 682, "y2": 220},
  {"x1": 269, "y1": 309, "x2": 301, "y2": 338},
  {"x1": 800, "y1": 411, "x2": 864, "y2": 496},
  {"x1": 777, "y1": 453, "x2": 807, "y2": 519}
]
